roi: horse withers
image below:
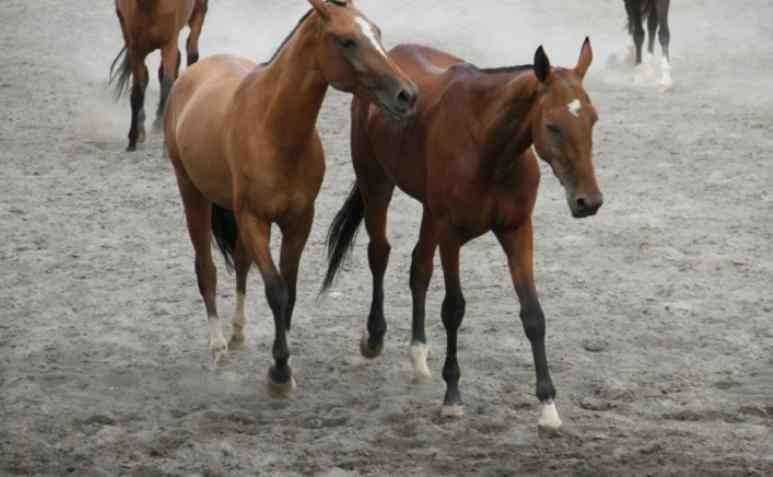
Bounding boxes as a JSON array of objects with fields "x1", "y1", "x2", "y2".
[
  {"x1": 110, "y1": 0, "x2": 208, "y2": 151},
  {"x1": 164, "y1": 0, "x2": 416, "y2": 397},
  {"x1": 625, "y1": 0, "x2": 672, "y2": 89},
  {"x1": 323, "y1": 39, "x2": 602, "y2": 430}
]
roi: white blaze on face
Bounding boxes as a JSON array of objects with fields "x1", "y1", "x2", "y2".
[
  {"x1": 567, "y1": 99, "x2": 582, "y2": 118},
  {"x1": 355, "y1": 16, "x2": 388, "y2": 58}
]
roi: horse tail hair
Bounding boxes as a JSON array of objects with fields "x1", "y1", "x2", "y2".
[
  {"x1": 211, "y1": 204, "x2": 239, "y2": 271},
  {"x1": 321, "y1": 183, "x2": 365, "y2": 293},
  {"x1": 108, "y1": 46, "x2": 131, "y2": 100}
]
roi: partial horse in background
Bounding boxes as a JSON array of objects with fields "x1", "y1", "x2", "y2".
[
  {"x1": 110, "y1": 0, "x2": 208, "y2": 151},
  {"x1": 625, "y1": 0, "x2": 672, "y2": 89}
]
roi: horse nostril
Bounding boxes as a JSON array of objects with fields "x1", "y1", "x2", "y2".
[
  {"x1": 396, "y1": 89, "x2": 416, "y2": 107},
  {"x1": 576, "y1": 197, "x2": 588, "y2": 210}
]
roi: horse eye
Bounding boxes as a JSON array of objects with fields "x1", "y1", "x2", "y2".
[
  {"x1": 338, "y1": 38, "x2": 357, "y2": 49},
  {"x1": 547, "y1": 124, "x2": 562, "y2": 138}
]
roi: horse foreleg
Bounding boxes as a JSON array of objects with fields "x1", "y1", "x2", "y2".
[
  {"x1": 238, "y1": 212, "x2": 294, "y2": 398},
  {"x1": 438, "y1": 237, "x2": 466, "y2": 418},
  {"x1": 496, "y1": 222, "x2": 560, "y2": 432},
  {"x1": 186, "y1": 0, "x2": 208, "y2": 66},
  {"x1": 408, "y1": 208, "x2": 438, "y2": 383},
  {"x1": 278, "y1": 207, "x2": 313, "y2": 334}
]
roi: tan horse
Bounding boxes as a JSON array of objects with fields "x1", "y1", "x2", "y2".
[
  {"x1": 110, "y1": 0, "x2": 208, "y2": 151},
  {"x1": 164, "y1": 0, "x2": 417, "y2": 397},
  {"x1": 323, "y1": 39, "x2": 602, "y2": 429}
]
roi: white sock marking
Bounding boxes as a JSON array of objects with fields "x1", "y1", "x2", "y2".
[
  {"x1": 355, "y1": 17, "x2": 388, "y2": 58},
  {"x1": 567, "y1": 99, "x2": 582, "y2": 117},
  {"x1": 538, "y1": 401, "x2": 562, "y2": 430},
  {"x1": 410, "y1": 343, "x2": 431, "y2": 381}
]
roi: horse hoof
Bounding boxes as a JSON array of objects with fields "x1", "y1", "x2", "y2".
[
  {"x1": 441, "y1": 404, "x2": 465, "y2": 418},
  {"x1": 228, "y1": 333, "x2": 245, "y2": 351},
  {"x1": 537, "y1": 400, "x2": 563, "y2": 432},
  {"x1": 209, "y1": 337, "x2": 228, "y2": 366},
  {"x1": 267, "y1": 375, "x2": 297, "y2": 399},
  {"x1": 360, "y1": 333, "x2": 383, "y2": 359},
  {"x1": 409, "y1": 343, "x2": 432, "y2": 383},
  {"x1": 126, "y1": 144, "x2": 137, "y2": 152}
]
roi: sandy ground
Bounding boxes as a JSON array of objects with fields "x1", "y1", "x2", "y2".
[{"x1": 1, "y1": 0, "x2": 772, "y2": 475}]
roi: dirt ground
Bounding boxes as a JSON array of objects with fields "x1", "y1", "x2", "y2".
[{"x1": 1, "y1": 0, "x2": 771, "y2": 475}]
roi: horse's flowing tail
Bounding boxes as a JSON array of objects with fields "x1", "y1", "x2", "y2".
[
  {"x1": 322, "y1": 183, "x2": 365, "y2": 292},
  {"x1": 211, "y1": 204, "x2": 239, "y2": 271},
  {"x1": 108, "y1": 46, "x2": 131, "y2": 100}
]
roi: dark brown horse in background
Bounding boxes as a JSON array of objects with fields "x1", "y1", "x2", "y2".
[
  {"x1": 625, "y1": 0, "x2": 672, "y2": 88},
  {"x1": 110, "y1": 0, "x2": 208, "y2": 151},
  {"x1": 323, "y1": 39, "x2": 602, "y2": 430},
  {"x1": 164, "y1": 0, "x2": 416, "y2": 397}
]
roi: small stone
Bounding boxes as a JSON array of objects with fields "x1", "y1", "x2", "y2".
[{"x1": 581, "y1": 338, "x2": 609, "y2": 353}]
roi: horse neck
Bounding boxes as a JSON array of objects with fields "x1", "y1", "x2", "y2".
[
  {"x1": 257, "y1": 13, "x2": 328, "y2": 149},
  {"x1": 478, "y1": 72, "x2": 540, "y2": 175}
]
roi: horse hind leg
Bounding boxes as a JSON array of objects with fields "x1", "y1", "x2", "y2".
[
  {"x1": 408, "y1": 208, "x2": 438, "y2": 383},
  {"x1": 228, "y1": 239, "x2": 251, "y2": 349},
  {"x1": 172, "y1": 162, "x2": 227, "y2": 365},
  {"x1": 657, "y1": 0, "x2": 673, "y2": 90},
  {"x1": 155, "y1": 42, "x2": 180, "y2": 130},
  {"x1": 359, "y1": 178, "x2": 395, "y2": 360},
  {"x1": 127, "y1": 53, "x2": 149, "y2": 151},
  {"x1": 186, "y1": 0, "x2": 208, "y2": 66}
]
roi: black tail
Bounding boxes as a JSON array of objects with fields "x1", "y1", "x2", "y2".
[
  {"x1": 108, "y1": 46, "x2": 132, "y2": 100},
  {"x1": 321, "y1": 183, "x2": 365, "y2": 292},
  {"x1": 211, "y1": 204, "x2": 239, "y2": 271}
]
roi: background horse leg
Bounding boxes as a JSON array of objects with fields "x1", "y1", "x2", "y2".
[
  {"x1": 625, "y1": 0, "x2": 645, "y2": 65},
  {"x1": 360, "y1": 177, "x2": 395, "y2": 359},
  {"x1": 657, "y1": 0, "x2": 673, "y2": 89},
  {"x1": 127, "y1": 52, "x2": 148, "y2": 151},
  {"x1": 186, "y1": 0, "x2": 208, "y2": 66},
  {"x1": 408, "y1": 208, "x2": 437, "y2": 383},
  {"x1": 155, "y1": 42, "x2": 180, "y2": 130},
  {"x1": 438, "y1": 237, "x2": 466, "y2": 417},
  {"x1": 172, "y1": 163, "x2": 227, "y2": 365},
  {"x1": 237, "y1": 212, "x2": 294, "y2": 398},
  {"x1": 646, "y1": 3, "x2": 658, "y2": 58},
  {"x1": 228, "y1": 239, "x2": 251, "y2": 349},
  {"x1": 496, "y1": 222, "x2": 561, "y2": 431}
]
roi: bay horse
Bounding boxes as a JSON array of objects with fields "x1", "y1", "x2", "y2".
[
  {"x1": 625, "y1": 0, "x2": 672, "y2": 88},
  {"x1": 110, "y1": 0, "x2": 208, "y2": 151},
  {"x1": 163, "y1": 0, "x2": 417, "y2": 397},
  {"x1": 322, "y1": 39, "x2": 602, "y2": 430}
]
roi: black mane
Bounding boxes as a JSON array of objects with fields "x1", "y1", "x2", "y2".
[
  {"x1": 261, "y1": 9, "x2": 314, "y2": 65},
  {"x1": 477, "y1": 64, "x2": 534, "y2": 75}
]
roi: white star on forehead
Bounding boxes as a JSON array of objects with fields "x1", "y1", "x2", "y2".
[
  {"x1": 567, "y1": 99, "x2": 582, "y2": 117},
  {"x1": 355, "y1": 16, "x2": 388, "y2": 58}
]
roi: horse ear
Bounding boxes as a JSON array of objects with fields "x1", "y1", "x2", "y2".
[
  {"x1": 307, "y1": 0, "x2": 331, "y2": 20},
  {"x1": 534, "y1": 46, "x2": 552, "y2": 83},
  {"x1": 576, "y1": 37, "x2": 593, "y2": 79}
]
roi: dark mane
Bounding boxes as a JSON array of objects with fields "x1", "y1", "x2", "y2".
[
  {"x1": 478, "y1": 64, "x2": 534, "y2": 75},
  {"x1": 261, "y1": 9, "x2": 314, "y2": 65}
]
